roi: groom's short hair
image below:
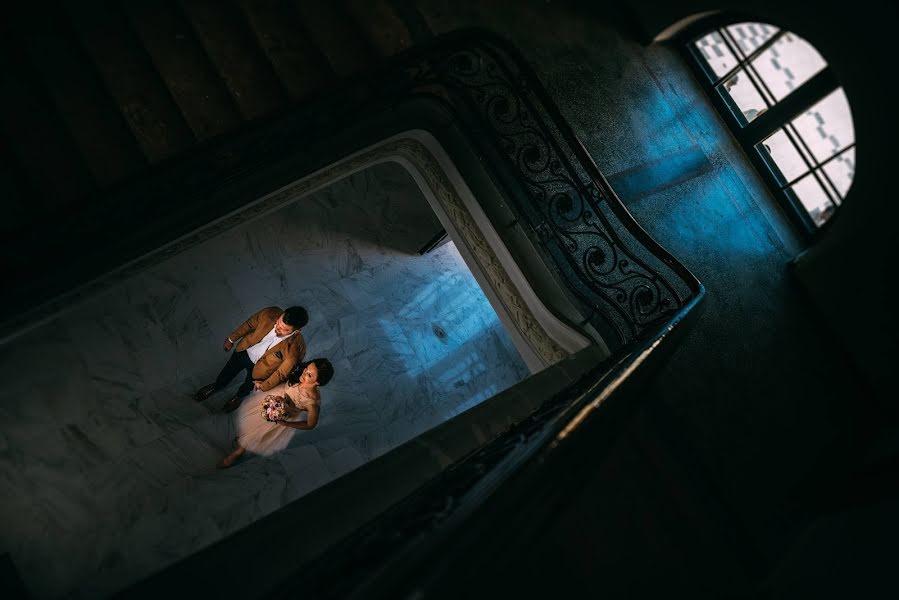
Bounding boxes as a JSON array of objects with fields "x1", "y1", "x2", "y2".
[{"x1": 282, "y1": 306, "x2": 309, "y2": 329}]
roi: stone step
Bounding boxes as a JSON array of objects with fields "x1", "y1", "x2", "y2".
[
  {"x1": 0, "y1": 0, "x2": 430, "y2": 244},
  {"x1": 65, "y1": 0, "x2": 197, "y2": 163},
  {"x1": 342, "y1": 0, "x2": 416, "y2": 57},
  {"x1": 16, "y1": 3, "x2": 147, "y2": 187},
  {"x1": 0, "y1": 136, "x2": 36, "y2": 235},
  {"x1": 177, "y1": 0, "x2": 292, "y2": 120},
  {"x1": 121, "y1": 0, "x2": 244, "y2": 141},
  {"x1": 289, "y1": 0, "x2": 381, "y2": 78},
  {"x1": 0, "y1": 23, "x2": 96, "y2": 214},
  {"x1": 233, "y1": 0, "x2": 335, "y2": 101}
]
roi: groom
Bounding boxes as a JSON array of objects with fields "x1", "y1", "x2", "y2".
[{"x1": 194, "y1": 306, "x2": 308, "y2": 413}]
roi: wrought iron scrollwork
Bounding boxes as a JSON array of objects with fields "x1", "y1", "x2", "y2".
[{"x1": 404, "y1": 36, "x2": 699, "y2": 348}]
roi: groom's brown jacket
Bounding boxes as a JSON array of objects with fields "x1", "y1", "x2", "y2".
[{"x1": 229, "y1": 306, "x2": 306, "y2": 391}]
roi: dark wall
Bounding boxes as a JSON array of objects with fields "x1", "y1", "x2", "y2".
[{"x1": 619, "y1": 0, "x2": 896, "y2": 402}]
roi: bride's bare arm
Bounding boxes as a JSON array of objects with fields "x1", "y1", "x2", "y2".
[{"x1": 278, "y1": 404, "x2": 319, "y2": 430}]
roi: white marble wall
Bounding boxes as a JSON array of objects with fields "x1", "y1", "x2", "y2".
[{"x1": 0, "y1": 162, "x2": 529, "y2": 598}]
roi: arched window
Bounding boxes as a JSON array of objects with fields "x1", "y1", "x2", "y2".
[{"x1": 686, "y1": 21, "x2": 854, "y2": 236}]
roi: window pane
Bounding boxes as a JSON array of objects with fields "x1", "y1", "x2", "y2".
[
  {"x1": 822, "y1": 147, "x2": 855, "y2": 201},
  {"x1": 759, "y1": 129, "x2": 809, "y2": 184},
  {"x1": 790, "y1": 88, "x2": 855, "y2": 163},
  {"x1": 725, "y1": 22, "x2": 780, "y2": 57},
  {"x1": 720, "y1": 68, "x2": 768, "y2": 123},
  {"x1": 694, "y1": 30, "x2": 739, "y2": 78},
  {"x1": 790, "y1": 172, "x2": 836, "y2": 226},
  {"x1": 750, "y1": 32, "x2": 827, "y2": 102}
]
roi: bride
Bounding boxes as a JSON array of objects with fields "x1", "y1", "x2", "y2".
[{"x1": 217, "y1": 358, "x2": 334, "y2": 468}]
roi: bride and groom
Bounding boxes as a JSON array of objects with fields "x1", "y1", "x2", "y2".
[{"x1": 192, "y1": 305, "x2": 334, "y2": 468}]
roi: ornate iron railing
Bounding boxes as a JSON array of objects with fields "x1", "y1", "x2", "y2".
[{"x1": 402, "y1": 33, "x2": 698, "y2": 347}]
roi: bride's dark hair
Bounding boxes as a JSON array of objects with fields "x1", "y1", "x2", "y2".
[{"x1": 287, "y1": 358, "x2": 335, "y2": 386}]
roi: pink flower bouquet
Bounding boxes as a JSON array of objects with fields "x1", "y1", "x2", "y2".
[{"x1": 261, "y1": 395, "x2": 288, "y2": 422}]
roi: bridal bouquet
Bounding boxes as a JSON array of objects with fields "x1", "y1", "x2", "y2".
[{"x1": 261, "y1": 395, "x2": 289, "y2": 422}]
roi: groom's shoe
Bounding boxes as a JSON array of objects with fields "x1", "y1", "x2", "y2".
[
  {"x1": 222, "y1": 395, "x2": 243, "y2": 413},
  {"x1": 193, "y1": 383, "x2": 217, "y2": 402}
]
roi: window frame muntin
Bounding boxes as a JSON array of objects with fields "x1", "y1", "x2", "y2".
[{"x1": 678, "y1": 16, "x2": 847, "y2": 241}]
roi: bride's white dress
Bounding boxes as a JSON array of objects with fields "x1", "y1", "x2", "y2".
[{"x1": 234, "y1": 381, "x2": 320, "y2": 455}]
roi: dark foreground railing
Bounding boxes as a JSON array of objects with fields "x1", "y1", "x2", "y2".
[{"x1": 411, "y1": 32, "x2": 699, "y2": 348}]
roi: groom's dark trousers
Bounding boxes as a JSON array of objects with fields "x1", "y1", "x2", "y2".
[{"x1": 214, "y1": 350, "x2": 255, "y2": 398}]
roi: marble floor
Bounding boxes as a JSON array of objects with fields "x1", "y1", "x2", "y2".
[{"x1": 0, "y1": 162, "x2": 530, "y2": 598}]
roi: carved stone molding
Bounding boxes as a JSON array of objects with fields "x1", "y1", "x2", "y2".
[{"x1": 387, "y1": 136, "x2": 573, "y2": 369}]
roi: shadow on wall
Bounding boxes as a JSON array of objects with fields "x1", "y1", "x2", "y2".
[{"x1": 300, "y1": 162, "x2": 445, "y2": 257}]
